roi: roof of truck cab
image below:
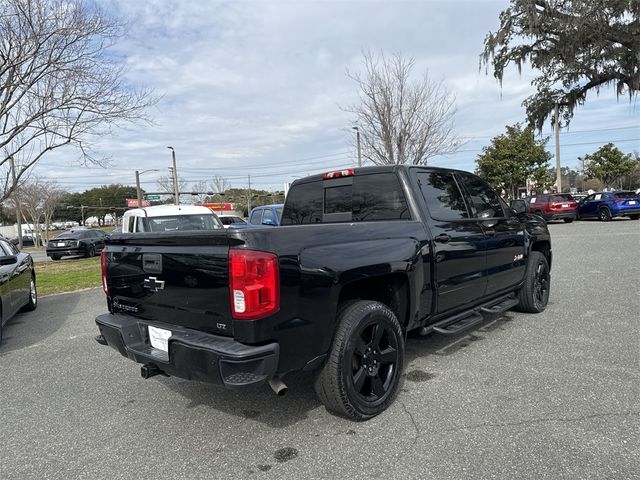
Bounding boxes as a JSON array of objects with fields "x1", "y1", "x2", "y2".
[{"x1": 123, "y1": 205, "x2": 214, "y2": 217}]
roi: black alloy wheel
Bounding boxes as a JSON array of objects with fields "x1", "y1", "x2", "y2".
[
  {"x1": 598, "y1": 207, "x2": 612, "y2": 222},
  {"x1": 315, "y1": 301, "x2": 405, "y2": 421},
  {"x1": 532, "y1": 261, "x2": 550, "y2": 310},
  {"x1": 87, "y1": 244, "x2": 96, "y2": 258},
  {"x1": 515, "y1": 251, "x2": 550, "y2": 313},
  {"x1": 348, "y1": 320, "x2": 400, "y2": 403}
]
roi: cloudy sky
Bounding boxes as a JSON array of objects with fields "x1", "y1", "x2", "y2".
[{"x1": 35, "y1": 0, "x2": 639, "y2": 195}]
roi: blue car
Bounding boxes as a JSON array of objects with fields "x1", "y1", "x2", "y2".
[
  {"x1": 576, "y1": 191, "x2": 640, "y2": 221},
  {"x1": 248, "y1": 204, "x2": 284, "y2": 226}
]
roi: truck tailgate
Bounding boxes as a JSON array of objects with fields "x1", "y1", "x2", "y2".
[{"x1": 104, "y1": 231, "x2": 235, "y2": 337}]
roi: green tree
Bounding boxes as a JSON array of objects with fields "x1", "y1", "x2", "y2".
[
  {"x1": 481, "y1": 0, "x2": 639, "y2": 130},
  {"x1": 62, "y1": 185, "x2": 137, "y2": 225},
  {"x1": 476, "y1": 124, "x2": 552, "y2": 199},
  {"x1": 583, "y1": 143, "x2": 637, "y2": 188}
]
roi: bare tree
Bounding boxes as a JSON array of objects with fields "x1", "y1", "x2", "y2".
[
  {"x1": 0, "y1": 0, "x2": 155, "y2": 203},
  {"x1": 190, "y1": 176, "x2": 231, "y2": 203},
  {"x1": 5, "y1": 178, "x2": 61, "y2": 246},
  {"x1": 156, "y1": 175, "x2": 188, "y2": 203},
  {"x1": 191, "y1": 180, "x2": 210, "y2": 204},
  {"x1": 40, "y1": 181, "x2": 66, "y2": 241},
  {"x1": 211, "y1": 175, "x2": 231, "y2": 194},
  {"x1": 345, "y1": 51, "x2": 460, "y2": 165}
]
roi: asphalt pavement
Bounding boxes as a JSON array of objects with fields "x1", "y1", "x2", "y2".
[{"x1": 1, "y1": 219, "x2": 638, "y2": 479}]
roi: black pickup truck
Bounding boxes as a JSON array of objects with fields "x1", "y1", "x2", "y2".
[{"x1": 96, "y1": 166, "x2": 551, "y2": 420}]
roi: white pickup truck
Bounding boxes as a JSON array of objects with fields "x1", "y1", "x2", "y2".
[{"x1": 122, "y1": 205, "x2": 223, "y2": 233}]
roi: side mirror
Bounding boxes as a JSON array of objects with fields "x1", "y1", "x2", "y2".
[
  {"x1": 0, "y1": 255, "x2": 18, "y2": 266},
  {"x1": 510, "y1": 199, "x2": 527, "y2": 214},
  {"x1": 262, "y1": 218, "x2": 275, "y2": 226}
]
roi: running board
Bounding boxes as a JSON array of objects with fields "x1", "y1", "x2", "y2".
[
  {"x1": 428, "y1": 294, "x2": 519, "y2": 336},
  {"x1": 432, "y1": 312, "x2": 484, "y2": 335},
  {"x1": 479, "y1": 295, "x2": 519, "y2": 314}
]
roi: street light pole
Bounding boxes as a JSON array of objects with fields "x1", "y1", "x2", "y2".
[
  {"x1": 135, "y1": 170, "x2": 142, "y2": 208},
  {"x1": 135, "y1": 169, "x2": 159, "y2": 208},
  {"x1": 167, "y1": 146, "x2": 179, "y2": 205},
  {"x1": 352, "y1": 126, "x2": 362, "y2": 168}
]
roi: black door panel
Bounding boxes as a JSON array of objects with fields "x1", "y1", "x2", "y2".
[{"x1": 416, "y1": 171, "x2": 487, "y2": 314}]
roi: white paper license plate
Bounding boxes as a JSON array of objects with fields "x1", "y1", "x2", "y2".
[
  {"x1": 57, "y1": 242, "x2": 65, "y2": 247},
  {"x1": 629, "y1": 200, "x2": 636, "y2": 205},
  {"x1": 148, "y1": 325, "x2": 172, "y2": 352},
  {"x1": 562, "y1": 204, "x2": 569, "y2": 208}
]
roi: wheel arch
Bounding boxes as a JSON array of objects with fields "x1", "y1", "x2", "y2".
[
  {"x1": 531, "y1": 240, "x2": 552, "y2": 270},
  {"x1": 336, "y1": 273, "x2": 411, "y2": 330}
]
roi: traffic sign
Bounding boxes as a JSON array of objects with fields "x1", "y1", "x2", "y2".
[{"x1": 144, "y1": 195, "x2": 161, "y2": 200}]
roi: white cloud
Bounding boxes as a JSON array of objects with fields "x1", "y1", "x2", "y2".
[{"x1": 33, "y1": 0, "x2": 638, "y2": 193}]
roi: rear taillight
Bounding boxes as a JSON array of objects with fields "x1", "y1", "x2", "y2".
[
  {"x1": 229, "y1": 249, "x2": 280, "y2": 320},
  {"x1": 101, "y1": 250, "x2": 110, "y2": 296},
  {"x1": 612, "y1": 199, "x2": 624, "y2": 203}
]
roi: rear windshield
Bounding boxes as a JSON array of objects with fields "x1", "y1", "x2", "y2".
[
  {"x1": 281, "y1": 172, "x2": 410, "y2": 225},
  {"x1": 56, "y1": 231, "x2": 88, "y2": 239},
  {"x1": 549, "y1": 194, "x2": 574, "y2": 201},
  {"x1": 145, "y1": 214, "x2": 223, "y2": 232},
  {"x1": 614, "y1": 192, "x2": 638, "y2": 199}
]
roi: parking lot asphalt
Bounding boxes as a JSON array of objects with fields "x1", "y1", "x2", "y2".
[{"x1": 1, "y1": 219, "x2": 638, "y2": 479}]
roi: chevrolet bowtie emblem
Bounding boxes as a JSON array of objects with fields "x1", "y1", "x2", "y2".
[{"x1": 144, "y1": 276, "x2": 165, "y2": 292}]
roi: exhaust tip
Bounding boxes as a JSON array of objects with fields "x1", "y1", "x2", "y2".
[
  {"x1": 95, "y1": 334, "x2": 108, "y2": 346},
  {"x1": 268, "y1": 377, "x2": 288, "y2": 396}
]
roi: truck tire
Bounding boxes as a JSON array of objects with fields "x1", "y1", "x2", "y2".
[
  {"x1": 51, "y1": 256, "x2": 61, "y2": 261},
  {"x1": 314, "y1": 300, "x2": 405, "y2": 421},
  {"x1": 515, "y1": 251, "x2": 550, "y2": 313}
]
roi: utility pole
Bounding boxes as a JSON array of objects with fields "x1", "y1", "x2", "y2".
[
  {"x1": 135, "y1": 170, "x2": 143, "y2": 208},
  {"x1": 577, "y1": 156, "x2": 586, "y2": 192},
  {"x1": 554, "y1": 102, "x2": 561, "y2": 193},
  {"x1": 168, "y1": 146, "x2": 179, "y2": 205},
  {"x1": 10, "y1": 157, "x2": 22, "y2": 249},
  {"x1": 352, "y1": 126, "x2": 362, "y2": 167},
  {"x1": 247, "y1": 174, "x2": 252, "y2": 213}
]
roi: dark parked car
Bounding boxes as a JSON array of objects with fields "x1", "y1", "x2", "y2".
[
  {"x1": 0, "y1": 237, "x2": 37, "y2": 345},
  {"x1": 10, "y1": 235, "x2": 35, "y2": 247},
  {"x1": 577, "y1": 191, "x2": 640, "y2": 221},
  {"x1": 46, "y1": 229, "x2": 107, "y2": 260},
  {"x1": 529, "y1": 193, "x2": 577, "y2": 222},
  {"x1": 95, "y1": 166, "x2": 552, "y2": 420}
]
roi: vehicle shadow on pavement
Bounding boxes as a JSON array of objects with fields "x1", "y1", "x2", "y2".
[
  {"x1": 0, "y1": 293, "x2": 82, "y2": 354},
  {"x1": 403, "y1": 312, "x2": 517, "y2": 372},
  {"x1": 159, "y1": 313, "x2": 518, "y2": 427},
  {"x1": 160, "y1": 370, "x2": 322, "y2": 429}
]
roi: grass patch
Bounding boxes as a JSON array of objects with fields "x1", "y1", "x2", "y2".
[{"x1": 35, "y1": 257, "x2": 101, "y2": 296}]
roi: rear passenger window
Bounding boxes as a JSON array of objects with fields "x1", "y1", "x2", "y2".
[{"x1": 417, "y1": 171, "x2": 469, "y2": 220}]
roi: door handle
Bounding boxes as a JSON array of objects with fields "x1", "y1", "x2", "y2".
[
  {"x1": 484, "y1": 229, "x2": 496, "y2": 237},
  {"x1": 434, "y1": 234, "x2": 451, "y2": 244}
]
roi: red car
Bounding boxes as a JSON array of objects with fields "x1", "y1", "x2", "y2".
[{"x1": 529, "y1": 193, "x2": 577, "y2": 223}]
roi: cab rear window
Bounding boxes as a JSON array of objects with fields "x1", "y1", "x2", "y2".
[{"x1": 281, "y1": 173, "x2": 410, "y2": 225}]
